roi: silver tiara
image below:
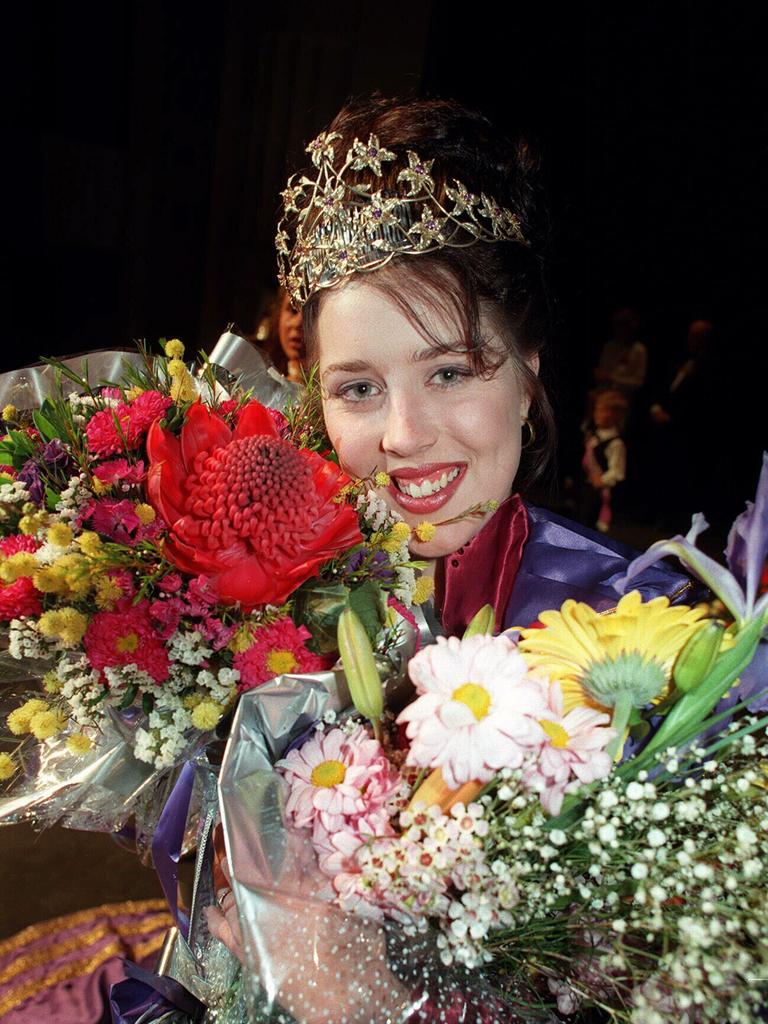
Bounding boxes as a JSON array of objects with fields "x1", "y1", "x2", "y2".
[{"x1": 276, "y1": 131, "x2": 528, "y2": 307}]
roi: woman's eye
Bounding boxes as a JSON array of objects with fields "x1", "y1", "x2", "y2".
[
  {"x1": 338, "y1": 381, "x2": 380, "y2": 402},
  {"x1": 431, "y1": 366, "x2": 471, "y2": 387}
]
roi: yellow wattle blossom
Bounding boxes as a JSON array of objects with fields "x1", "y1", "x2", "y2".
[
  {"x1": 413, "y1": 521, "x2": 436, "y2": 543},
  {"x1": 29, "y1": 709, "x2": 68, "y2": 740},
  {"x1": 32, "y1": 567, "x2": 68, "y2": 594},
  {"x1": 92, "y1": 478, "x2": 111, "y2": 495},
  {"x1": 94, "y1": 575, "x2": 125, "y2": 611},
  {"x1": 134, "y1": 503, "x2": 156, "y2": 526},
  {"x1": 66, "y1": 733, "x2": 93, "y2": 756},
  {"x1": 517, "y1": 591, "x2": 711, "y2": 714},
  {"x1": 374, "y1": 471, "x2": 391, "y2": 487},
  {"x1": 0, "y1": 552, "x2": 38, "y2": 582},
  {"x1": 191, "y1": 701, "x2": 224, "y2": 731},
  {"x1": 42, "y1": 671, "x2": 63, "y2": 694},
  {"x1": 125, "y1": 387, "x2": 144, "y2": 401},
  {"x1": 0, "y1": 752, "x2": 16, "y2": 780},
  {"x1": 167, "y1": 358, "x2": 186, "y2": 378},
  {"x1": 165, "y1": 338, "x2": 185, "y2": 359},
  {"x1": 229, "y1": 624, "x2": 256, "y2": 653},
  {"x1": 7, "y1": 699, "x2": 49, "y2": 735},
  {"x1": 170, "y1": 368, "x2": 197, "y2": 404},
  {"x1": 37, "y1": 607, "x2": 89, "y2": 645},
  {"x1": 47, "y1": 523, "x2": 73, "y2": 548},
  {"x1": 412, "y1": 575, "x2": 435, "y2": 605},
  {"x1": 76, "y1": 531, "x2": 102, "y2": 557},
  {"x1": 382, "y1": 521, "x2": 411, "y2": 552},
  {"x1": 19, "y1": 512, "x2": 48, "y2": 536},
  {"x1": 2, "y1": 404, "x2": 18, "y2": 422}
]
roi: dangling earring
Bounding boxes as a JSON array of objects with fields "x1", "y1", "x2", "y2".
[{"x1": 521, "y1": 418, "x2": 536, "y2": 449}]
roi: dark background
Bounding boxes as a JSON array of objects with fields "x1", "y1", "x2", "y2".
[{"x1": 4, "y1": 1, "x2": 767, "y2": 519}]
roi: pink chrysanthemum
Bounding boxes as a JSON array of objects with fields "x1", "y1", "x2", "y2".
[
  {"x1": 522, "y1": 679, "x2": 615, "y2": 815},
  {"x1": 85, "y1": 407, "x2": 132, "y2": 456},
  {"x1": 83, "y1": 599, "x2": 170, "y2": 682},
  {"x1": 234, "y1": 617, "x2": 326, "y2": 691},
  {"x1": 397, "y1": 634, "x2": 548, "y2": 789},
  {"x1": 277, "y1": 725, "x2": 401, "y2": 834}
]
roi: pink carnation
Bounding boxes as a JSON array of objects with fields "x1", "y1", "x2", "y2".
[
  {"x1": 93, "y1": 459, "x2": 145, "y2": 485},
  {"x1": 0, "y1": 534, "x2": 43, "y2": 620},
  {"x1": 0, "y1": 535, "x2": 40, "y2": 557},
  {"x1": 85, "y1": 406, "x2": 133, "y2": 456},
  {"x1": 83, "y1": 599, "x2": 170, "y2": 682},
  {"x1": 126, "y1": 391, "x2": 172, "y2": 441},
  {"x1": 522, "y1": 679, "x2": 615, "y2": 815},
  {"x1": 277, "y1": 725, "x2": 401, "y2": 834},
  {"x1": 234, "y1": 617, "x2": 326, "y2": 692},
  {"x1": 149, "y1": 596, "x2": 186, "y2": 639},
  {"x1": 0, "y1": 577, "x2": 43, "y2": 620}
]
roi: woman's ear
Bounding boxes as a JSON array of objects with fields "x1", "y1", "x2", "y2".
[{"x1": 520, "y1": 353, "x2": 540, "y2": 421}]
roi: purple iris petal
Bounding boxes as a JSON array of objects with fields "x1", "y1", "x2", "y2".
[
  {"x1": 744, "y1": 642, "x2": 768, "y2": 711},
  {"x1": 615, "y1": 513, "x2": 747, "y2": 623},
  {"x1": 17, "y1": 459, "x2": 44, "y2": 506},
  {"x1": 725, "y1": 452, "x2": 768, "y2": 611}
]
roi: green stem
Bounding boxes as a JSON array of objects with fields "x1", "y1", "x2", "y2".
[
  {"x1": 371, "y1": 717, "x2": 383, "y2": 744},
  {"x1": 606, "y1": 691, "x2": 634, "y2": 761}
]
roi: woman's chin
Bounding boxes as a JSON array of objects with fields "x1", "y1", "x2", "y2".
[{"x1": 408, "y1": 517, "x2": 492, "y2": 561}]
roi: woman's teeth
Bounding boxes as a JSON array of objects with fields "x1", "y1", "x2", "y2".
[{"x1": 395, "y1": 467, "x2": 460, "y2": 498}]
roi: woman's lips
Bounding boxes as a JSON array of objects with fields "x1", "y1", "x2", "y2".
[{"x1": 388, "y1": 464, "x2": 466, "y2": 514}]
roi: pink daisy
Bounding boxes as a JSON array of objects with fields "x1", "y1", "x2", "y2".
[
  {"x1": 277, "y1": 725, "x2": 401, "y2": 834},
  {"x1": 397, "y1": 633, "x2": 548, "y2": 789},
  {"x1": 83, "y1": 598, "x2": 170, "y2": 682},
  {"x1": 234, "y1": 617, "x2": 326, "y2": 691},
  {"x1": 522, "y1": 679, "x2": 615, "y2": 815}
]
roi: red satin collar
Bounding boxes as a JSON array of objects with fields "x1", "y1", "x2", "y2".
[{"x1": 434, "y1": 493, "x2": 529, "y2": 636}]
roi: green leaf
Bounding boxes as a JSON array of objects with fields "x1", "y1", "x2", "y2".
[
  {"x1": 347, "y1": 580, "x2": 384, "y2": 643},
  {"x1": 118, "y1": 683, "x2": 138, "y2": 710},
  {"x1": 142, "y1": 692, "x2": 154, "y2": 716},
  {"x1": 45, "y1": 486, "x2": 60, "y2": 511},
  {"x1": 32, "y1": 410, "x2": 59, "y2": 442}
]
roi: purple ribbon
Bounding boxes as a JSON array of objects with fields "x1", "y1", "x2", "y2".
[
  {"x1": 151, "y1": 760, "x2": 196, "y2": 938},
  {"x1": 109, "y1": 961, "x2": 204, "y2": 1023}
]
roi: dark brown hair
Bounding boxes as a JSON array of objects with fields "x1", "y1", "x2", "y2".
[{"x1": 298, "y1": 96, "x2": 555, "y2": 490}]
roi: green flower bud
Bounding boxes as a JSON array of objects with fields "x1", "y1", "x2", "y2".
[
  {"x1": 672, "y1": 620, "x2": 725, "y2": 693},
  {"x1": 463, "y1": 604, "x2": 496, "y2": 638},
  {"x1": 337, "y1": 607, "x2": 383, "y2": 723}
]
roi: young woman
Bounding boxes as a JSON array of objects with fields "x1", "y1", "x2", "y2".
[{"x1": 206, "y1": 95, "x2": 691, "y2": 1023}]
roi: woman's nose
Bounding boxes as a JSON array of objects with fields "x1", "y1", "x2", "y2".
[{"x1": 381, "y1": 394, "x2": 438, "y2": 458}]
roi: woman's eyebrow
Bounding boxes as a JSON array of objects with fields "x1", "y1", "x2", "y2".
[{"x1": 321, "y1": 359, "x2": 371, "y2": 377}]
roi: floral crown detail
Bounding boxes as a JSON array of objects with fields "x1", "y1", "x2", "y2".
[{"x1": 276, "y1": 131, "x2": 528, "y2": 308}]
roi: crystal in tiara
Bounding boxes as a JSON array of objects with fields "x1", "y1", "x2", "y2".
[{"x1": 276, "y1": 131, "x2": 528, "y2": 308}]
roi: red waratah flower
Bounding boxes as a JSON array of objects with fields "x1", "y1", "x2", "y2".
[
  {"x1": 83, "y1": 599, "x2": 170, "y2": 682},
  {"x1": 146, "y1": 401, "x2": 362, "y2": 608}
]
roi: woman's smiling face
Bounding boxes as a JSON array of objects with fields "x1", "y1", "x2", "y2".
[{"x1": 318, "y1": 280, "x2": 534, "y2": 558}]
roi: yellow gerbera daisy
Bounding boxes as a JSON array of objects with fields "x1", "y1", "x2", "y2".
[{"x1": 518, "y1": 590, "x2": 710, "y2": 715}]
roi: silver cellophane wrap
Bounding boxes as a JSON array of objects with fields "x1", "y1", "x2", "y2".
[
  {"x1": 0, "y1": 335, "x2": 298, "y2": 842},
  {"x1": 204, "y1": 671, "x2": 548, "y2": 1024}
]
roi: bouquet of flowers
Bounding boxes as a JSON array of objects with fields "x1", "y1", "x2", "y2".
[
  {"x1": 0, "y1": 339, "x2": 434, "y2": 833},
  {"x1": 206, "y1": 456, "x2": 768, "y2": 1024}
]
